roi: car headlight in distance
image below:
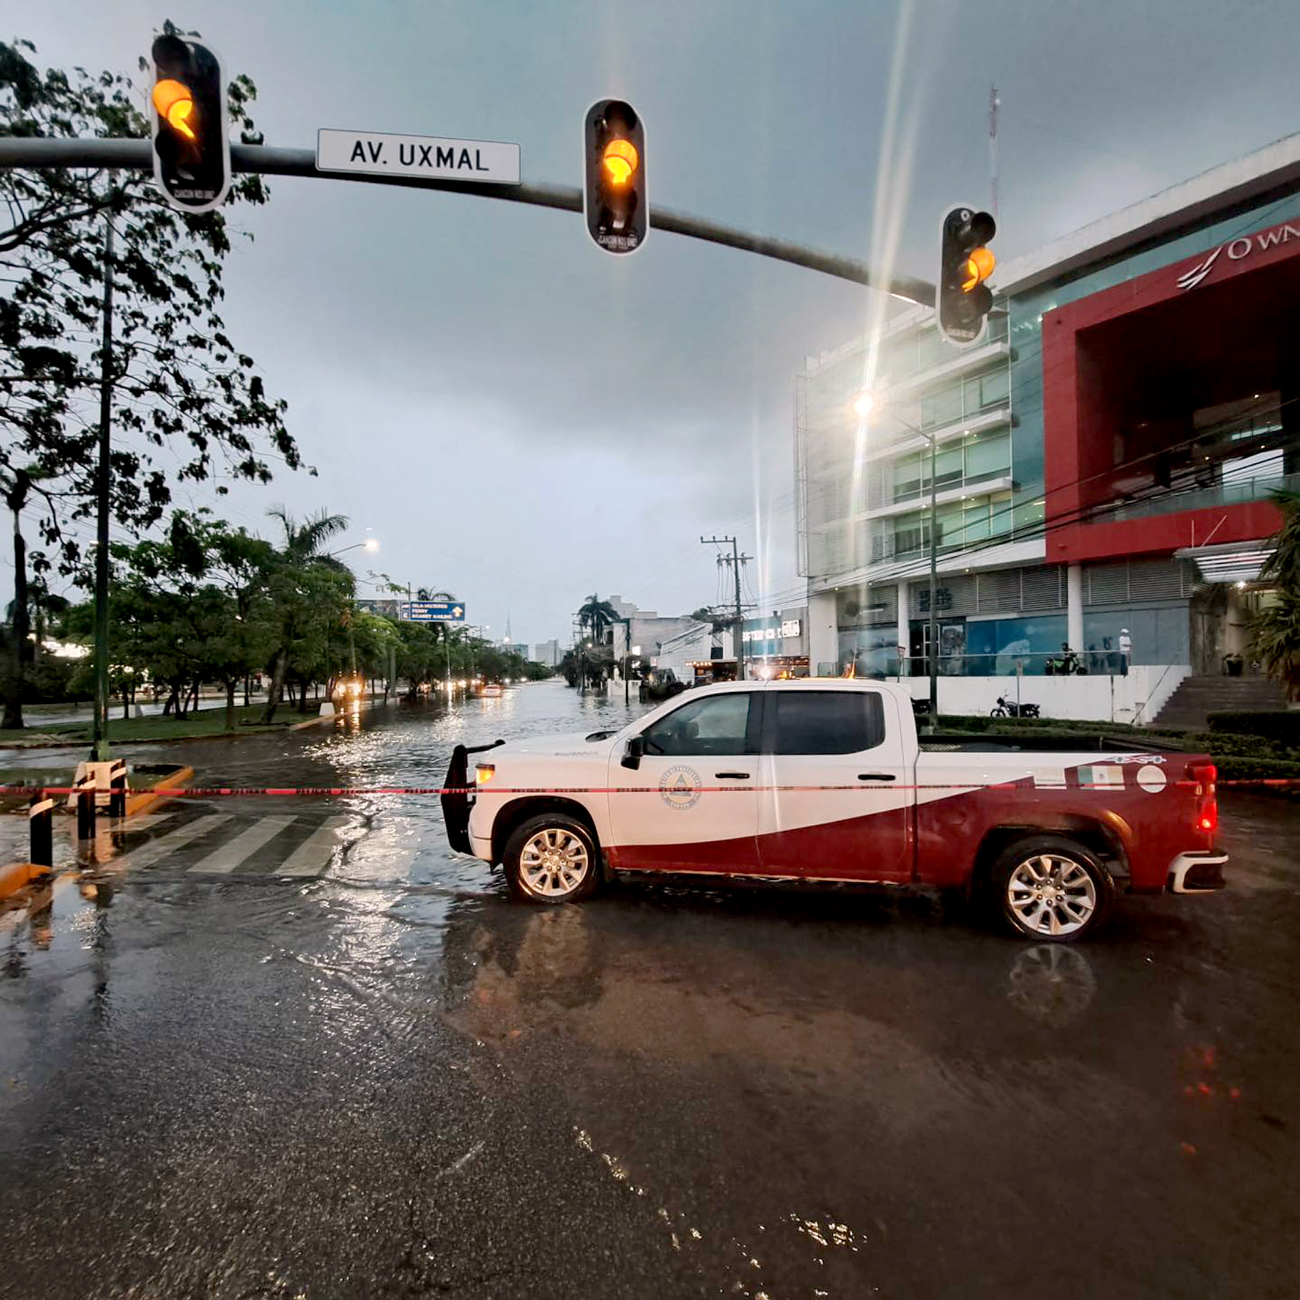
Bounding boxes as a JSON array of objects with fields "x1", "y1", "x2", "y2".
[{"x1": 475, "y1": 764, "x2": 496, "y2": 787}]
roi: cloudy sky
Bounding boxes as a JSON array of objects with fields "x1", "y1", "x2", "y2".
[{"x1": 12, "y1": 0, "x2": 1300, "y2": 647}]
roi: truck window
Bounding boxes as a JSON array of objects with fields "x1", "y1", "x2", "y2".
[
  {"x1": 642, "y1": 693, "x2": 755, "y2": 756},
  {"x1": 771, "y1": 691, "x2": 884, "y2": 755}
]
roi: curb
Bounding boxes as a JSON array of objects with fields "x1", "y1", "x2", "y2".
[
  {"x1": 125, "y1": 765, "x2": 194, "y2": 817},
  {"x1": 0, "y1": 861, "x2": 51, "y2": 902}
]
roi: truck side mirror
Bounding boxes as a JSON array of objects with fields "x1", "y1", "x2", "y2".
[{"x1": 621, "y1": 736, "x2": 645, "y2": 770}]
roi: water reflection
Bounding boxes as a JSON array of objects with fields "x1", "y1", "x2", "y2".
[{"x1": 1005, "y1": 943, "x2": 1097, "y2": 1026}]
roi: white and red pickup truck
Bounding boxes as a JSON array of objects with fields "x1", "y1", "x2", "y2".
[{"x1": 442, "y1": 680, "x2": 1225, "y2": 941}]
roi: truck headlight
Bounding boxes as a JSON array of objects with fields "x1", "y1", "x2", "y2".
[{"x1": 475, "y1": 764, "x2": 496, "y2": 787}]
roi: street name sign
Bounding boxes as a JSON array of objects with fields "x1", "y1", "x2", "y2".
[
  {"x1": 316, "y1": 129, "x2": 520, "y2": 185},
  {"x1": 399, "y1": 601, "x2": 466, "y2": 623}
]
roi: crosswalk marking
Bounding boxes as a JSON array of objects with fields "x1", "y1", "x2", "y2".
[
  {"x1": 188, "y1": 816, "x2": 297, "y2": 874},
  {"x1": 275, "y1": 816, "x2": 353, "y2": 877},
  {"x1": 119, "y1": 812, "x2": 176, "y2": 832},
  {"x1": 117, "y1": 814, "x2": 233, "y2": 871}
]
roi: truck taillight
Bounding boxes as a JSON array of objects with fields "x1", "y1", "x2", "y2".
[{"x1": 1189, "y1": 763, "x2": 1217, "y2": 840}]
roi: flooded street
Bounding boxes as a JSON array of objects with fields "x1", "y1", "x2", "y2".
[{"x1": 2, "y1": 680, "x2": 1299, "y2": 1298}]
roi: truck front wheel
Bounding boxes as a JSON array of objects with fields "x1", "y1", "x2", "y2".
[
  {"x1": 991, "y1": 835, "x2": 1114, "y2": 942},
  {"x1": 503, "y1": 814, "x2": 601, "y2": 905}
]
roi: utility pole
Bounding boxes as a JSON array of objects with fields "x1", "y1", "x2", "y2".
[
  {"x1": 91, "y1": 210, "x2": 115, "y2": 762},
  {"x1": 701, "y1": 536, "x2": 751, "y2": 681},
  {"x1": 989, "y1": 84, "x2": 1001, "y2": 223}
]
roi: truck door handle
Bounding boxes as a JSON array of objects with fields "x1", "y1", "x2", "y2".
[
  {"x1": 858, "y1": 772, "x2": 896, "y2": 782},
  {"x1": 714, "y1": 771, "x2": 751, "y2": 780}
]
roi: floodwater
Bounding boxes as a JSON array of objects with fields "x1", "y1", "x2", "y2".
[{"x1": 2, "y1": 680, "x2": 1298, "y2": 1298}]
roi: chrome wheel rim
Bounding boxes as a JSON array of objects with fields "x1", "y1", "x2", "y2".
[
  {"x1": 519, "y1": 828, "x2": 589, "y2": 898},
  {"x1": 1008, "y1": 853, "x2": 1096, "y2": 937}
]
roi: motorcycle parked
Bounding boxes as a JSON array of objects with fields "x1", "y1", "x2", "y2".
[{"x1": 990, "y1": 696, "x2": 1040, "y2": 718}]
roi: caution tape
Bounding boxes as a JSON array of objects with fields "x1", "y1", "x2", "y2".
[{"x1": 0, "y1": 780, "x2": 1267, "y2": 797}]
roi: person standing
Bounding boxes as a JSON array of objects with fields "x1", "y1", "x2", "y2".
[{"x1": 1118, "y1": 628, "x2": 1132, "y2": 677}]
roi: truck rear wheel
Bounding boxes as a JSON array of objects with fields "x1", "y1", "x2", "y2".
[
  {"x1": 991, "y1": 835, "x2": 1113, "y2": 942},
  {"x1": 503, "y1": 814, "x2": 600, "y2": 905}
]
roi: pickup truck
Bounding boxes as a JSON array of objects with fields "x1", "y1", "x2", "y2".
[{"x1": 442, "y1": 680, "x2": 1225, "y2": 941}]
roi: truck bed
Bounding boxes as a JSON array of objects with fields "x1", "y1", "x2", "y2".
[{"x1": 920, "y1": 732, "x2": 1184, "y2": 754}]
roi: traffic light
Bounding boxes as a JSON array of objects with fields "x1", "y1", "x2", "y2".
[
  {"x1": 583, "y1": 99, "x2": 647, "y2": 255},
  {"x1": 149, "y1": 32, "x2": 230, "y2": 213},
  {"x1": 937, "y1": 205, "x2": 997, "y2": 347}
]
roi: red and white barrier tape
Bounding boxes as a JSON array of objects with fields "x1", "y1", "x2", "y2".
[{"x1": 0, "y1": 780, "x2": 1267, "y2": 797}]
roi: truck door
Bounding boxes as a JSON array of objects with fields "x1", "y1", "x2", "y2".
[
  {"x1": 605, "y1": 690, "x2": 762, "y2": 874},
  {"x1": 756, "y1": 687, "x2": 912, "y2": 882}
]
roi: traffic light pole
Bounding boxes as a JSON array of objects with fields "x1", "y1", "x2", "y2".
[
  {"x1": 0, "y1": 138, "x2": 937, "y2": 307},
  {"x1": 91, "y1": 211, "x2": 115, "y2": 763}
]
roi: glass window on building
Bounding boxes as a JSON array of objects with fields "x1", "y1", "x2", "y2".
[
  {"x1": 965, "y1": 614, "x2": 1067, "y2": 675},
  {"x1": 934, "y1": 444, "x2": 963, "y2": 489},
  {"x1": 890, "y1": 397, "x2": 923, "y2": 432},
  {"x1": 989, "y1": 492, "x2": 1015, "y2": 538},
  {"x1": 921, "y1": 383, "x2": 963, "y2": 430},
  {"x1": 979, "y1": 367, "x2": 1010, "y2": 408},
  {"x1": 936, "y1": 502, "x2": 964, "y2": 550},
  {"x1": 894, "y1": 512, "x2": 925, "y2": 556},
  {"x1": 1083, "y1": 607, "x2": 1190, "y2": 668},
  {"x1": 916, "y1": 330, "x2": 949, "y2": 372},
  {"x1": 1012, "y1": 496, "x2": 1044, "y2": 537},
  {"x1": 965, "y1": 430, "x2": 1011, "y2": 483},
  {"x1": 886, "y1": 334, "x2": 919, "y2": 379},
  {"x1": 893, "y1": 452, "x2": 923, "y2": 502},
  {"x1": 841, "y1": 625, "x2": 904, "y2": 678},
  {"x1": 962, "y1": 499, "x2": 992, "y2": 544}
]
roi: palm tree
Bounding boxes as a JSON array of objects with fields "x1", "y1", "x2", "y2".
[
  {"x1": 262, "y1": 507, "x2": 351, "y2": 721},
  {"x1": 577, "y1": 594, "x2": 618, "y2": 645},
  {"x1": 1252, "y1": 490, "x2": 1300, "y2": 699}
]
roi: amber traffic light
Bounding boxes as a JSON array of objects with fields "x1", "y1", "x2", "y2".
[
  {"x1": 938, "y1": 206, "x2": 997, "y2": 347},
  {"x1": 583, "y1": 99, "x2": 647, "y2": 256},
  {"x1": 150, "y1": 33, "x2": 230, "y2": 213}
]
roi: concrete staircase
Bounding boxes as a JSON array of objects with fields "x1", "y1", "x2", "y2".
[{"x1": 1151, "y1": 675, "x2": 1287, "y2": 730}]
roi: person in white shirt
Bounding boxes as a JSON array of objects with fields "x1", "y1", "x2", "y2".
[{"x1": 1118, "y1": 628, "x2": 1132, "y2": 676}]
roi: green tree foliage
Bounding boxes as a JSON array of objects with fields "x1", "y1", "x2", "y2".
[
  {"x1": 1252, "y1": 491, "x2": 1300, "y2": 700},
  {"x1": 260, "y1": 508, "x2": 351, "y2": 720},
  {"x1": 0, "y1": 35, "x2": 303, "y2": 725},
  {"x1": 64, "y1": 510, "x2": 279, "y2": 725}
]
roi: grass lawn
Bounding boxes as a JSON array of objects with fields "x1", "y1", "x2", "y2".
[{"x1": 0, "y1": 702, "x2": 299, "y2": 746}]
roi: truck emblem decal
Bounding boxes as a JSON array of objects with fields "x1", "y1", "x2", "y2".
[
  {"x1": 660, "y1": 765, "x2": 703, "y2": 810},
  {"x1": 1136, "y1": 764, "x2": 1167, "y2": 793}
]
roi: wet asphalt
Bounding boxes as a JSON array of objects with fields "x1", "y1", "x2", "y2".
[{"x1": 2, "y1": 681, "x2": 1299, "y2": 1299}]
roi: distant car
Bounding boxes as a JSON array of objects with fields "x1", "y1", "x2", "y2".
[
  {"x1": 445, "y1": 680, "x2": 1225, "y2": 942},
  {"x1": 640, "y1": 668, "x2": 686, "y2": 701}
]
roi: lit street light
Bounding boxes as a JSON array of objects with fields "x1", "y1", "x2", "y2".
[{"x1": 331, "y1": 537, "x2": 380, "y2": 557}]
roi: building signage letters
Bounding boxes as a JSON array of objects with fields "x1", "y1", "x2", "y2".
[
  {"x1": 1176, "y1": 220, "x2": 1300, "y2": 291},
  {"x1": 742, "y1": 619, "x2": 802, "y2": 644}
]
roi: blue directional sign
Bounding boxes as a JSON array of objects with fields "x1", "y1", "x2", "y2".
[{"x1": 399, "y1": 600, "x2": 466, "y2": 623}]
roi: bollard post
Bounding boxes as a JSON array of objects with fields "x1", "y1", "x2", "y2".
[
  {"x1": 108, "y1": 760, "x2": 127, "y2": 819},
  {"x1": 76, "y1": 779, "x2": 96, "y2": 840},
  {"x1": 29, "y1": 793, "x2": 55, "y2": 869}
]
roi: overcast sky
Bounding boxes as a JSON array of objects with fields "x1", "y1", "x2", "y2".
[{"x1": 11, "y1": 0, "x2": 1300, "y2": 647}]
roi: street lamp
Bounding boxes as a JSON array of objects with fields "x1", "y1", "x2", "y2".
[
  {"x1": 331, "y1": 537, "x2": 380, "y2": 557},
  {"x1": 854, "y1": 391, "x2": 940, "y2": 723}
]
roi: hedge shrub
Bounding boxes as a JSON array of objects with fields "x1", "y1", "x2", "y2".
[{"x1": 1206, "y1": 711, "x2": 1300, "y2": 746}]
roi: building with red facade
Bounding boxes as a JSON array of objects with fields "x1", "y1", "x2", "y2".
[{"x1": 797, "y1": 133, "x2": 1300, "y2": 719}]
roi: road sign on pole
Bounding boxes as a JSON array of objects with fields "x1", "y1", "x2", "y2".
[
  {"x1": 399, "y1": 601, "x2": 466, "y2": 623},
  {"x1": 316, "y1": 129, "x2": 520, "y2": 185}
]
